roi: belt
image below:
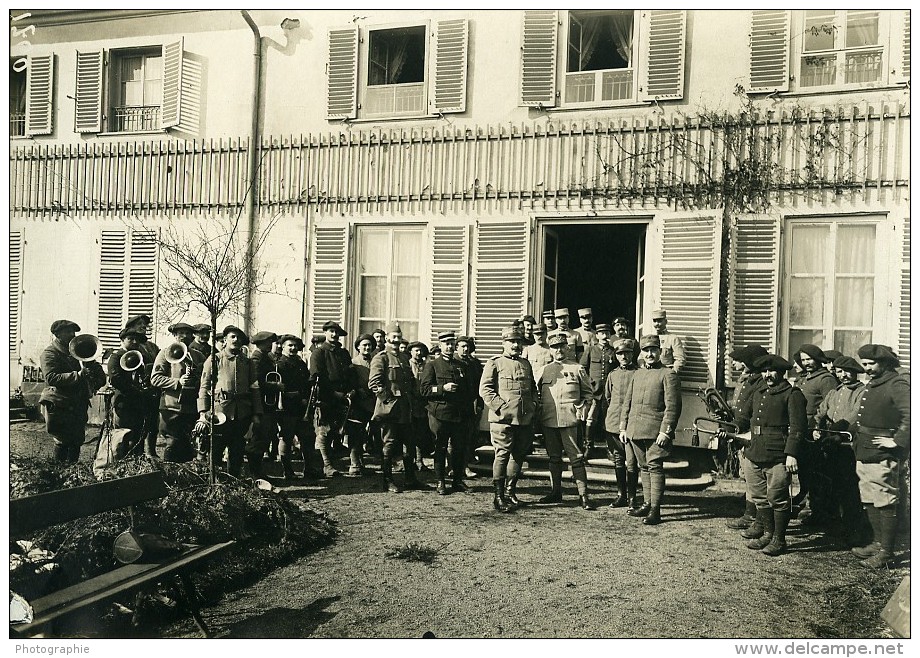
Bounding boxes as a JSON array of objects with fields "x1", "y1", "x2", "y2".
[
  {"x1": 856, "y1": 426, "x2": 895, "y2": 438},
  {"x1": 751, "y1": 424, "x2": 786, "y2": 435}
]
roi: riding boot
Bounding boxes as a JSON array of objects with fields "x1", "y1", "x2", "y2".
[
  {"x1": 505, "y1": 475, "x2": 522, "y2": 508},
  {"x1": 609, "y1": 466, "x2": 629, "y2": 507},
  {"x1": 403, "y1": 458, "x2": 430, "y2": 490},
  {"x1": 727, "y1": 499, "x2": 757, "y2": 529},
  {"x1": 537, "y1": 464, "x2": 563, "y2": 503},
  {"x1": 382, "y1": 457, "x2": 402, "y2": 493},
  {"x1": 741, "y1": 506, "x2": 767, "y2": 539},
  {"x1": 745, "y1": 508, "x2": 774, "y2": 549},
  {"x1": 860, "y1": 505, "x2": 897, "y2": 569},
  {"x1": 493, "y1": 478, "x2": 513, "y2": 512},
  {"x1": 852, "y1": 506, "x2": 882, "y2": 559},
  {"x1": 626, "y1": 469, "x2": 640, "y2": 509},
  {"x1": 762, "y1": 510, "x2": 790, "y2": 556},
  {"x1": 643, "y1": 471, "x2": 665, "y2": 525},
  {"x1": 628, "y1": 470, "x2": 652, "y2": 516}
]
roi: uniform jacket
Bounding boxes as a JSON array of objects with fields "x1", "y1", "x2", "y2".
[
  {"x1": 620, "y1": 362, "x2": 682, "y2": 440},
  {"x1": 657, "y1": 331, "x2": 686, "y2": 374},
  {"x1": 351, "y1": 353, "x2": 377, "y2": 420},
  {"x1": 479, "y1": 354, "x2": 538, "y2": 426},
  {"x1": 575, "y1": 327, "x2": 598, "y2": 348},
  {"x1": 604, "y1": 365, "x2": 637, "y2": 433},
  {"x1": 523, "y1": 343, "x2": 553, "y2": 379},
  {"x1": 455, "y1": 355, "x2": 484, "y2": 417},
  {"x1": 276, "y1": 354, "x2": 311, "y2": 417},
  {"x1": 796, "y1": 368, "x2": 838, "y2": 426},
  {"x1": 731, "y1": 372, "x2": 766, "y2": 418},
  {"x1": 250, "y1": 346, "x2": 283, "y2": 412},
  {"x1": 735, "y1": 380, "x2": 807, "y2": 463},
  {"x1": 853, "y1": 370, "x2": 910, "y2": 462},
  {"x1": 537, "y1": 359, "x2": 593, "y2": 428},
  {"x1": 39, "y1": 339, "x2": 103, "y2": 410},
  {"x1": 421, "y1": 355, "x2": 474, "y2": 422},
  {"x1": 198, "y1": 349, "x2": 263, "y2": 420},
  {"x1": 150, "y1": 345, "x2": 205, "y2": 414},
  {"x1": 189, "y1": 340, "x2": 212, "y2": 359},
  {"x1": 308, "y1": 340, "x2": 356, "y2": 408},
  {"x1": 580, "y1": 343, "x2": 617, "y2": 398},
  {"x1": 368, "y1": 346, "x2": 415, "y2": 424},
  {"x1": 815, "y1": 381, "x2": 864, "y2": 429}
]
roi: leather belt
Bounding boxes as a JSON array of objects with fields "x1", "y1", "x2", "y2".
[
  {"x1": 751, "y1": 425, "x2": 786, "y2": 435},
  {"x1": 857, "y1": 426, "x2": 895, "y2": 437}
]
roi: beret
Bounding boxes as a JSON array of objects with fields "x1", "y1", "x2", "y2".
[
  {"x1": 651, "y1": 309, "x2": 667, "y2": 320},
  {"x1": 322, "y1": 321, "x2": 348, "y2": 336},
  {"x1": 251, "y1": 331, "x2": 278, "y2": 345},
  {"x1": 354, "y1": 333, "x2": 377, "y2": 350},
  {"x1": 502, "y1": 326, "x2": 524, "y2": 341},
  {"x1": 221, "y1": 325, "x2": 249, "y2": 345},
  {"x1": 639, "y1": 335, "x2": 661, "y2": 349},
  {"x1": 521, "y1": 315, "x2": 537, "y2": 324},
  {"x1": 311, "y1": 334, "x2": 325, "y2": 345},
  {"x1": 613, "y1": 338, "x2": 637, "y2": 354},
  {"x1": 50, "y1": 319, "x2": 80, "y2": 334},
  {"x1": 832, "y1": 355, "x2": 865, "y2": 373},
  {"x1": 595, "y1": 323, "x2": 612, "y2": 334},
  {"x1": 124, "y1": 314, "x2": 151, "y2": 329},
  {"x1": 856, "y1": 344, "x2": 899, "y2": 366},
  {"x1": 192, "y1": 324, "x2": 211, "y2": 334},
  {"x1": 547, "y1": 331, "x2": 568, "y2": 348},
  {"x1": 754, "y1": 354, "x2": 793, "y2": 371},
  {"x1": 729, "y1": 344, "x2": 769, "y2": 369},
  {"x1": 437, "y1": 331, "x2": 457, "y2": 342},
  {"x1": 796, "y1": 344, "x2": 828, "y2": 363},
  {"x1": 168, "y1": 322, "x2": 194, "y2": 334},
  {"x1": 119, "y1": 327, "x2": 146, "y2": 340},
  {"x1": 823, "y1": 350, "x2": 843, "y2": 361}
]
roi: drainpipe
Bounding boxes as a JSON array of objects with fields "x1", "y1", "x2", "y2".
[{"x1": 241, "y1": 9, "x2": 262, "y2": 333}]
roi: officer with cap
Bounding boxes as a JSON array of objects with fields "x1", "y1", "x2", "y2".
[
  {"x1": 276, "y1": 334, "x2": 314, "y2": 480},
  {"x1": 39, "y1": 320, "x2": 106, "y2": 463},
  {"x1": 455, "y1": 335, "x2": 484, "y2": 479},
  {"x1": 480, "y1": 325, "x2": 538, "y2": 512},
  {"x1": 612, "y1": 316, "x2": 639, "y2": 360},
  {"x1": 308, "y1": 321, "x2": 356, "y2": 477},
  {"x1": 603, "y1": 338, "x2": 638, "y2": 508},
  {"x1": 108, "y1": 326, "x2": 151, "y2": 455},
  {"x1": 247, "y1": 331, "x2": 282, "y2": 479},
  {"x1": 579, "y1": 323, "x2": 617, "y2": 455},
  {"x1": 727, "y1": 354, "x2": 807, "y2": 556},
  {"x1": 349, "y1": 334, "x2": 378, "y2": 476},
  {"x1": 123, "y1": 314, "x2": 161, "y2": 456},
  {"x1": 537, "y1": 330, "x2": 596, "y2": 509},
  {"x1": 553, "y1": 307, "x2": 585, "y2": 359},
  {"x1": 575, "y1": 307, "x2": 598, "y2": 348},
  {"x1": 541, "y1": 310, "x2": 557, "y2": 332},
  {"x1": 523, "y1": 322, "x2": 553, "y2": 380},
  {"x1": 189, "y1": 324, "x2": 213, "y2": 359},
  {"x1": 650, "y1": 310, "x2": 685, "y2": 375},
  {"x1": 850, "y1": 344, "x2": 910, "y2": 569},
  {"x1": 619, "y1": 334, "x2": 682, "y2": 525}
]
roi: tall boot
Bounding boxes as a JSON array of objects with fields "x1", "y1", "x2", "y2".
[
  {"x1": 382, "y1": 457, "x2": 402, "y2": 493},
  {"x1": 626, "y1": 469, "x2": 640, "y2": 509},
  {"x1": 741, "y1": 506, "x2": 768, "y2": 539},
  {"x1": 280, "y1": 455, "x2": 297, "y2": 481},
  {"x1": 727, "y1": 499, "x2": 758, "y2": 529},
  {"x1": 493, "y1": 478, "x2": 513, "y2": 512},
  {"x1": 348, "y1": 447, "x2": 364, "y2": 477},
  {"x1": 505, "y1": 475, "x2": 522, "y2": 509},
  {"x1": 747, "y1": 508, "x2": 775, "y2": 549},
  {"x1": 852, "y1": 505, "x2": 882, "y2": 558},
  {"x1": 538, "y1": 464, "x2": 563, "y2": 503},
  {"x1": 629, "y1": 470, "x2": 652, "y2": 517},
  {"x1": 860, "y1": 506, "x2": 897, "y2": 569},
  {"x1": 67, "y1": 442, "x2": 82, "y2": 464},
  {"x1": 404, "y1": 457, "x2": 430, "y2": 490},
  {"x1": 762, "y1": 509, "x2": 790, "y2": 556},
  {"x1": 144, "y1": 433, "x2": 159, "y2": 458},
  {"x1": 609, "y1": 466, "x2": 629, "y2": 508},
  {"x1": 643, "y1": 471, "x2": 666, "y2": 525}
]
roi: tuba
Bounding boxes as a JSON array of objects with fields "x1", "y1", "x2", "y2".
[{"x1": 165, "y1": 342, "x2": 196, "y2": 404}]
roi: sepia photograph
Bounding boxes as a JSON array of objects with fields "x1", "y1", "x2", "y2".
[{"x1": 6, "y1": 3, "x2": 912, "y2": 649}]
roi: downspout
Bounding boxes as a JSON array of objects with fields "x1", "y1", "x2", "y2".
[{"x1": 241, "y1": 9, "x2": 262, "y2": 333}]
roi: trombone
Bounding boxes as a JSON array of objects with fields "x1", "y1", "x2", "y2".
[{"x1": 165, "y1": 342, "x2": 196, "y2": 404}]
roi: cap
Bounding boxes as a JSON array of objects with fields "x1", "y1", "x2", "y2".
[
  {"x1": 192, "y1": 324, "x2": 211, "y2": 334},
  {"x1": 437, "y1": 331, "x2": 457, "y2": 342},
  {"x1": 595, "y1": 323, "x2": 612, "y2": 334},
  {"x1": 577, "y1": 307, "x2": 593, "y2": 316},
  {"x1": 612, "y1": 316, "x2": 630, "y2": 326},
  {"x1": 407, "y1": 341, "x2": 429, "y2": 356},
  {"x1": 613, "y1": 338, "x2": 636, "y2": 354},
  {"x1": 251, "y1": 331, "x2": 278, "y2": 345},
  {"x1": 354, "y1": 333, "x2": 377, "y2": 351},
  {"x1": 639, "y1": 335, "x2": 661, "y2": 350},
  {"x1": 50, "y1": 319, "x2": 80, "y2": 335},
  {"x1": 119, "y1": 327, "x2": 146, "y2": 340},
  {"x1": 856, "y1": 344, "x2": 900, "y2": 366},
  {"x1": 322, "y1": 321, "x2": 348, "y2": 337},
  {"x1": 168, "y1": 322, "x2": 194, "y2": 334},
  {"x1": 797, "y1": 344, "x2": 828, "y2": 364},
  {"x1": 373, "y1": 327, "x2": 386, "y2": 336},
  {"x1": 553, "y1": 308, "x2": 569, "y2": 318},
  {"x1": 521, "y1": 315, "x2": 536, "y2": 324},
  {"x1": 832, "y1": 356, "x2": 865, "y2": 373},
  {"x1": 501, "y1": 326, "x2": 524, "y2": 341},
  {"x1": 541, "y1": 310, "x2": 555, "y2": 319},
  {"x1": 221, "y1": 325, "x2": 250, "y2": 345},
  {"x1": 823, "y1": 350, "x2": 843, "y2": 361},
  {"x1": 651, "y1": 309, "x2": 667, "y2": 320},
  {"x1": 456, "y1": 335, "x2": 476, "y2": 351},
  {"x1": 754, "y1": 354, "x2": 793, "y2": 372},
  {"x1": 384, "y1": 321, "x2": 401, "y2": 334},
  {"x1": 547, "y1": 331, "x2": 568, "y2": 348},
  {"x1": 533, "y1": 323, "x2": 547, "y2": 334},
  {"x1": 124, "y1": 314, "x2": 152, "y2": 329}
]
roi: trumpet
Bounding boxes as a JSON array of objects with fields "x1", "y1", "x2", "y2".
[
  {"x1": 165, "y1": 342, "x2": 196, "y2": 403},
  {"x1": 264, "y1": 369, "x2": 283, "y2": 410}
]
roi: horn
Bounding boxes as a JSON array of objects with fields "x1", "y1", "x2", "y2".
[
  {"x1": 119, "y1": 350, "x2": 144, "y2": 372},
  {"x1": 212, "y1": 411, "x2": 227, "y2": 426},
  {"x1": 69, "y1": 334, "x2": 101, "y2": 362},
  {"x1": 165, "y1": 341, "x2": 189, "y2": 364}
]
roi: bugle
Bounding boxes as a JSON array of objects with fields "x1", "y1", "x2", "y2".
[
  {"x1": 691, "y1": 416, "x2": 741, "y2": 448},
  {"x1": 119, "y1": 350, "x2": 144, "y2": 371},
  {"x1": 807, "y1": 428, "x2": 854, "y2": 444},
  {"x1": 264, "y1": 369, "x2": 283, "y2": 410}
]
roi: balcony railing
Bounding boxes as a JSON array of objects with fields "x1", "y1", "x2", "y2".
[
  {"x1": 111, "y1": 105, "x2": 160, "y2": 132},
  {"x1": 10, "y1": 112, "x2": 26, "y2": 137}
]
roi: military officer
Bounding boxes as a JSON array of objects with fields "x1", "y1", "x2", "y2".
[
  {"x1": 276, "y1": 334, "x2": 313, "y2": 481},
  {"x1": 455, "y1": 335, "x2": 484, "y2": 480},
  {"x1": 480, "y1": 326, "x2": 538, "y2": 512},
  {"x1": 348, "y1": 334, "x2": 378, "y2": 476},
  {"x1": 579, "y1": 323, "x2": 617, "y2": 454},
  {"x1": 850, "y1": 344, "x2": 910, "y2": 569},
  {"x1": 308, "y1": 321, "x2": 355, "y2": 477},
  {"x1": 247, "y1": 331, "x2": 282, "y2": 479},
  {"x1": 523, "y1": 322, "x2": 553, "y2": 379},
  {"x1": 575, "y1": 307, "x2": 598, "y2": 348},
  {"x1": 650, "y1": 310, "x2": 685, "y2": 375},
  {"x1": 541, "y1": 310, "x2": 557, "y2": 332},
  {"x1": 189, "y1": 324, "x2": 213, "y2": 360},
  {"x1": 537, "y1": 331, "x2": 596, "y2": 510},
  {"x1": 603, "y1": 338, "x2": 638, "y2": 508},
  {"x1": 123, "y1": 314, "x2": 161, "y2": 457},
  {"x1": 107, "y1": 327, "x2": 151, "y2": 455},
  {"x1": 39, "y1": 320, "x2": 106, "y2": 463},
  {"x1": 150, "y1": 322, "x2": 205, "y2": 462},
  {"x1": 619, "y1": 334, "x2": 682, "y2": 525},
  {"x1": 553, "y1": 307, "x2": 585, "y2": 360}
]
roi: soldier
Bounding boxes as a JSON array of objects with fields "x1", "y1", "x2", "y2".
[
  {"x1": 553, "y1": 307, "x2": 585, "y2": 360},
  {"x1": 308, "y1": 321, "x2": 355, "y2": 477},
  {"x1": 523, "y1": 322, "x2": 553, "y2": 380},
  {"x1": 537, "y1": 331, "x2": 596, "y2": 510},
  {"x1": 619, "y1": 334, "x2": 682, "y2": 525},
  {"x1": 276, "y1": 334, "x2": 313, "y2": 481},
  {"x1": 150, "y1": 322, "x2": 204, "y2": 462},
  {"x1": 189, "y1": 323, "x2": 212, "y2": 360},
  {"x1": 603, "y1": 338, "x2": 638, "y2": 508},
  {"x1": 455, "y1": 335, "x2": 484, "y2": 479},
  {"x1": 369, "y1": 322, "x2": 430, "y2": 493},
  {"x1": 372, "y1": 328, "x2": 387, "y2": 355},
  {"x1": 196, "y1": 325, "x2": 263, "y2": 478},
  {"x1": 39, "y1": 320, "x2": 106, "y2": 463},
  {"x1": 480, "y1": 326, "x2": 538, "y2": 512},
  {"x1": 520, "y1": 315, "x2": 537, "y2": 346},
  {"x1": 729, "y1": 354, "x2": 807, "y2": 557},
  {"x1": 123, "y1": 314, "x2": 161, "y2": 457},
  {"x1": 108, "y1": 327, "x2": 152, "y2": 455},
  {"x1": 650, "y1": 309, "x2": 685, "y2": 375},
  {"x1": 579, "y1": 323, "x2": 617, "y2": 455},
  {"x1": 613, "y1": 316, "x2": 641, "y2": 363},
  {"x1": 850, "y1": 344, "x2": 910, "y2": 569},
  {"x1": 246, "y1": 331, "x2": 282, "y2": 479},
  {"x1": 348, "y1": 334, "x2": 378, "y2": 476},
  {"x1": 575, "y1": 307, "x2": 598, "y2": 348},
  {"x1": 407, "y1": 340, "x2": 433, "y2": 471},
  {"x1": 541, "y1": 310, "x2": 557, "y2": 332}
]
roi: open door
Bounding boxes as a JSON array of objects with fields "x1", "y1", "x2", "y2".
[{"x1": 541, "y1": 227, "x2": 559, "y2": 314}]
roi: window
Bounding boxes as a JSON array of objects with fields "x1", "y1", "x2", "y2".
[
  {"x1": 355, "y1": 227, "x2": 424, "y2": 340},
  {"x1": 10, "y1": 62, "x2": 26, "y2": 136},
  {"x1": 9, "y1": 54, "x2": 54, "y2": 136},
  {"x1": 110, "y1": 48, "x2": 163, "y2": 131},
  {"x1": 565, "y1": 11, "x2": 636, "y2": 104},
  {"x1": 783, "y1": 218, "x2": 885, "y2": 357},
  {"x1": 364, "y1": 26, "x2": 427, "y2": 118},
  {"x1": 800, "y1": 10, "x2": 885, "y2": 88}
]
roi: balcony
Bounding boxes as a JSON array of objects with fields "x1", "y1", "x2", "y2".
[
  {"x1": 10, "y1": 112, "x2": 26, "y2": 137},
  {"x1": 111, "y1": 105, "x2": 160, "y2": 132}
]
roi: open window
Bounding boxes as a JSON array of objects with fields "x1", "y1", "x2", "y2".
[{"x1": 10, "y1": 55, "x2": 54, "y2": 137}]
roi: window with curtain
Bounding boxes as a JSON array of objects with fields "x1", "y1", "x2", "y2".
[
  {"x1": 784, "y1": 219, "x2": 878, "y2": 356},
  {"x1": 110, "y1": 48, "x2": 162, "y2": 132},
  {"x1": 10, "y1": 60, "x2": 26, "y2": 137},
  {"x1": 364, "y1": 25, "x2": 427, "y2": 118},
  {"x1": 356, "y1": 227, "x2": 424, "y2": 341},
  {"x1": 800, "y1": 10, "x2": 884, "y2": 88},
  {"x1": 564, "y1": 10, "x2": 636, "y2": 104}
]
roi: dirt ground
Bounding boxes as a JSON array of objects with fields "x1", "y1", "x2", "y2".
[{"x1": 8, "y1": 420, "x2": 909, "y2": 639}]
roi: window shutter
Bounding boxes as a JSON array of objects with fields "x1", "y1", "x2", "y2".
[
  {"x1": 639, "y1": 10, "x2": 686, "y2": 101},
  {"x1": 98, "y1": 230, "x2": 127, "y2": 350},
  {"x1": 327, "y1": 27, "x2": 359, "y2": 120},
  {"x1": 472, "y1": 221, "x2": 531, "y2": 357},
  {"x1": 161, "y1": 38, "x2": 184, "y2": 128},
  {"x1": 10, "y1": 231, "x2": 23, "y2": 354},
  {"x1": 128, "y1": 229, "x2": 158, "y2": 323},
  {"x1": 74, "y1": 49, "x2": 104, "y2": 133},
  {"x1": 656, "y1": 214, "x2": 721, "y2": 387},
  {"x1": 898, "y1": 216, "x2": 909, "y2": 371},
  {"x1": 25, "y1": 54, "x2": 54, "y2": 135},
  {"x1": 893, "y1": 10, "x2": 910, "y2": 84},
  {"x1": 431, "y1": 19, "x2": 469, "y2": 114},
  {"x1": 748, "y1": 10, "x2": 790, "y2": 93},
  {"x1": 727, "y1": 214, "x2": 780, "y2": 383},
  {"x1": 520, "y1": 9, "x2": 558, "y2": 108},
  {"x1": 428, "y1": 224, "x2": 469, "y2": 343},
  {"x1": 310, "y1": 224, "x2": 350, "y2": 333}
]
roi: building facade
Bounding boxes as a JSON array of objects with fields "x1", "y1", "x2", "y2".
[{"x1": 9, "y1": 9, "x2": 910, "y2": 441}]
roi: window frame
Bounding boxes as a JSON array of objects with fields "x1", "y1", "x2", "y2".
[
  {"x1": 108, "y1": 46, "x2": 164, "y2": 133},
  {"x1": 10, "y1": 60, "x2": 27, "y2": 137},
  {"x1": 358, "y1": 20, "x2": 431, "y2": 120}
]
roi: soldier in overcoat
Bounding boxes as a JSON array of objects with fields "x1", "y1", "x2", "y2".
[
  {"x1": 308, "y1": 321, "x2": 356, "y2": 477},
  {"x1": 123, "y1": 314, "x2": 161, "y2": 457},
  {"x1": 454, "y1": 335, "x2": 484, "y2": 480},
  {"x1": 276, "y1": 334, "x2": 314, "y2": 480},
  {"x1": 603, "y1": 338, "x2": 638, "y2": 508},
  {"x1": 246, "y1": 331, "x2": 282, "y2": 479}
]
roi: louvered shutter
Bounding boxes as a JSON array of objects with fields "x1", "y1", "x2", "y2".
[
  {"x1": 161, "y1": 39, "x2": 183, "y2": 128},
  {"x1": 520, "y1": 9, "x2": 558, "y2": 108},
  {"x1": 638, "y1": 10, "x2": 686, "y2": 101},
  {"x1": 428, "y1": 224, "x2": 469, "y2": 343},
  {"x1": 656, "y1": 215, "x2": 721, "y2": 388},
  {"x1": 74, "y1": 50, "x2": 104, "y2": 133},
  {"x1": 25, "y1": 54, "x2": 54, "y2": 135},
  {"x1": 10, "y1": 231, "x2": 23, "y2": 354},
  {"x1": 727, "y1": 214, "x2": 780, "y2": 383},
  {"x1": 98, "y1": 230, "x2": 127, "y2": 350},
  {"x1": 893, "y1": 10, "x2": 910, "y2": 84},
  {"x1": 748, "y1": 10, "x2": 790, "y2": 93},
  {"x1": 310, "y1": 225, "x2": 349, "y2": 333},
  {"x1": 898, "y1": 216, "x2": 909, "y2": 371},
  {"x1": 128, "y1": 230, "x2": 158, "y2": 323},
  {"x1": 327, "y1": 27, "x2": 359, "y2": 120},
  {"x1": 471, "y1": 221, "x2": 530, "y2": 357},
  {"x1": 431, "y1": 19, "x2": 469, "y2": 114}
]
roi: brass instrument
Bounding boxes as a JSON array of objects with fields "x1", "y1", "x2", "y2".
[
  {"x1": 165, "y1": 342, "x2": 196, "y2": 404},
  {"x1": 264, "y1": 369, "x2": 283, "y2": 410},
  {"x1": 806, "y1": 428, "x2": 855, "y2": 445},
  {"x1": 69, "y1": 334, "x2": 102, "y2": 362},
  {"x1": 337, "y1": 391, "x2": 356, "y2": 436},
  {"x1": 691, "y1": 416, "x2": 742, "y2": 448},
  {"x1": 191, "y1": 410, "x2": 227, "y2": 453},
  {"x1": 119, "y1": 349, "x2": 147, "y2": 389}
]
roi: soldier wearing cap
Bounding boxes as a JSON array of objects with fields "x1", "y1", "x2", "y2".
[
  {"x1": 541, "y1": 310, "x2": 557, "y2": 332},
  {"x1": 421, "y1": 331, "x2": 476, "y2": 494},
  {"x1": 520, "y1": 315, "x2": 537, "y2": 346},
  {"x1": 197, "y1": 325, "x2": 263, "y2": 478},
  {"x1": 407, "y1": 340, "x2": 434, "y2": 471},
  {"x1": 189, "y1": 324, "x2": 213, "y2": 359},
  {"x1": 603, "y1": 338, "x2": 639, "y2": 508},
  {"x1": 849, "y1": 344, "x2": 910, "y2": 569},
  {"x1": 455, "y1": 335, "x2": 484, "y2": 479},
  {"x1": 372, "y1": 328, "x2": 387, "y2": 355},
  {"x1": 124, "y1": 314, "x2": 161, "y2": 457},
  {"x1": 148, "y1": 322, "x2": 204, "y2": 461},
  {"x1": 579, "y1": 323, "x2": 617, "y2": 454},
  {"x1": 619, "y1": 334, "x2": 682, "y2": 525},
  {"x1": 537, "y1": 330, "x2": 596, "y2": 510},
  {"x1": 276, "y1": 334, "x2": 315, "y2": 480},
  {"x1": 812, "y1": 355, "x2": 869, "y2": 547},
  {"x1": 107, "y1": 327, "x2": 151, "y2": 455},
  {"x1": 39, "y1": 320, "x2": 106, "y2": 463},
  {"x1": 822, "y1": 350, "x2": 843, "y2": 374},
  {"x1": 553, "y1": 307, "x2": 585, "y2": 360},
  {"x1": 575, "y1": 307, "x2": 598, "y2": 348},
  {"x1": 308, "y1": 321, "x2": 355, "y2": 477},
  {"x1": 523, "y1": 322, "x2": 553, "y2": 381},
  {"x1": 480, "y1": 325, "x2": 539, "y2": 512},
  {"x1": 650, "y1": 310, "x2": 685, "y2": 375},
  {"x1": 369, "y1": 322, "x2": 429, "y2": 492},
  {"x1": 246, "y1": 331, "x2": 282, "y2": 479},
  {"x1": 346, "y1": 334, "x2": 378, "y2": 476},
  {"x1": 724, "y1": 345, "x2": 769, "y2": 531},
  {"x1": 728, "y1": 354, "x2": 807, "y2": 556}
]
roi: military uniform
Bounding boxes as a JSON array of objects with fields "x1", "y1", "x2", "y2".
[
  {"x1": 408, "y1": 345, "x2": 434, "y2": 471},
  {"x1": 579, "y1": 339, "x2": 617, "y2": 444},
  {"x1": 108, "y1": 341, "x2": 149, "y2": 451},
  {"x1": 247, "y1": 333, "x2": 282, "y2": 479},
  {"x1": 603, "y1": 337, "x2": 638, "y2": 507},
  {"x1": 149, "y1": 340, "x2": 205, "y2": 462},
  {"x1": 127, "y1": 317, "x2": 162, "y2": 457},
  {"x1": 455, "y1": 337, "x2": 485, "y2": 476},
  {"x1": 308, "y1": 323, "x2": 356, "y2": 477}
]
